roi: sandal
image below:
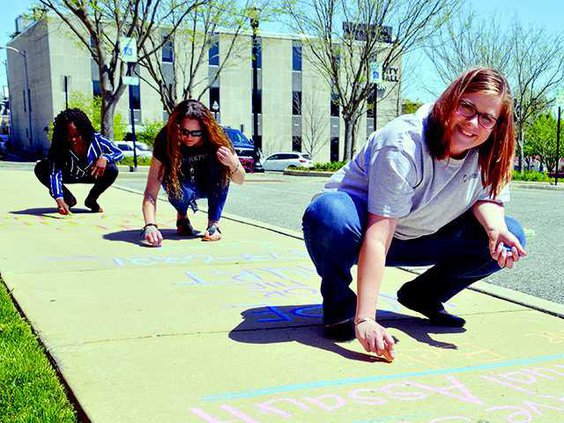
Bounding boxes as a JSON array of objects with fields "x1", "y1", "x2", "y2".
[
  {"x1": 176, "y1": 217, "x2": 196, "y2": 236},
  {"x1": 202, "y1": 223, "x2": 222, "y2": 241}
]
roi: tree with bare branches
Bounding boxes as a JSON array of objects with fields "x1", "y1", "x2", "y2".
[
  {"x1": 295, "y1": 90, "x2": 330, "y2": 160},
  {"x1": 137, "y1": 0, "x2": 265, "y2": 113},
  {"x1": 36, "y1": 0, "x2": 208, "y2": 139},
  {"x1": 283, "y1": 0, "x2": 461, "y2": 161},
  {"x1": 426, "y1": 9, "x2": 564, "y2": 170}
]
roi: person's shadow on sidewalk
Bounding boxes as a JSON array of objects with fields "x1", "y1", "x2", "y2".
[
  {"x1": 10, "y1": 207, "x2": 93, "y2": 217},
  {"x1": 229, "y1": 304, "x2": 465, "y2": 363},
  {"x1": 103, "y1": 228, "x2": 203, "y2": 246}
]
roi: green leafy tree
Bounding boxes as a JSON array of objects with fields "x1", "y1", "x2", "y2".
[
  {"x1": 136, "y1": 120, "x2": 165, "y2": 148},
  {"x1": 66, "y1": 92, "x2": 126, "y2": 141},
  {"x1": 426, "y1": 7, "x2": 564, "y2": 171},
  {"x1": 402, "y1": 99, "x2": 423, "y2": 115},
  {"x1": 525, "y1": 112, "x2": 562, "y2": 173}
]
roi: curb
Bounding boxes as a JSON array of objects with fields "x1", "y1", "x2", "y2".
[{"x1": 283, "y1": 169, "x2": 333, "y2": 177}]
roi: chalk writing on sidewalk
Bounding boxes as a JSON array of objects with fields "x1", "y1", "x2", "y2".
[
  {"x1": 189, "y1": 359, "x2": 564, "y2": 422},
  {"x1": 113, "y1": 250, "x2": 309, "y2": 267},
  {"x1": 176, "y1": 266, "x2": 319, "y2": 299}
]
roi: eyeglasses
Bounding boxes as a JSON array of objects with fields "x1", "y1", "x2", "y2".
[
  {"x1": 177, "y1": 126, "x2": 203, "y2": 138},
  {"x1": 456, "y1": 100, "x2": 498, "y2": 130}
]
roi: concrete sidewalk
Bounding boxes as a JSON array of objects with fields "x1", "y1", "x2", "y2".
[{"x1": 1, "y1": 168, "x2": 563, "y2": 422}]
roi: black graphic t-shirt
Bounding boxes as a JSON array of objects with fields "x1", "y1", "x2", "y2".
[{"x1": 153, "y1": 127, "x2": 211, "y2": 192}]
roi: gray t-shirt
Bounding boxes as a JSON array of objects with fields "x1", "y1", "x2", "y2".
[{"x1": 324, "y1": 105, "x2": 509, "y2": 240}]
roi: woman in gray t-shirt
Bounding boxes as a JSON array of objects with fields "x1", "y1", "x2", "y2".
[{"x1": 303, "y1": 67, "x2": 527, "y2": 362}]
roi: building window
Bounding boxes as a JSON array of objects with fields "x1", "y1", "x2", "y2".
[
  {"x1": 252, "y1": 89, "x2": 262, "y2": 114},
  {"x1": 330, "y1": 92, "x2": 339, "y2": 117},
  {"x1": 209, "y1": 38, "x2": 219, "y2": 66},
  {"x1": 162, "y1": 37, "x2": 174, "y2": 63},
  {"x1": 330, "y1": 137, "x2": 339, "y2": 162},
  {"x1": 292, "y1": 41, "x2": 302, "y2": 72},
  {"x1": 292, "y1": 91, "x2": 302, "y2": 116},
  {"x1": 292, "y1": 136, "x2": 302, "y2": 152},
  {"x1": 129, "y1": 85, "x2": 141, "y2": 110},
  {"x1": 92, "y1": 80, "x2": 102, "y2": 97}
]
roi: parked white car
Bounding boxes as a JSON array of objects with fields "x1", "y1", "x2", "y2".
[
  {"x1": 262, "y1": 152, "x2": 313, "y2": 171},
  {"x1": 115, "y1": 141, "x2": 153, "y2": 158}
]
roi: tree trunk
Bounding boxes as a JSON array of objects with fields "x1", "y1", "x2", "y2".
[
  {"x1": 343, "y1": 117, "x2": 353, "y2": 162},
  {"x1": 518, "y1": 126, "x2": 524, "y2": 173},
  {"x1": 101, "y1": 96, "x2": 117, "y2": 140}
]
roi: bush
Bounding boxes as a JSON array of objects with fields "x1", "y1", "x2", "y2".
[
  {"x1": 511, "y1": 170, "x2": 551, "y2": 182},
  {"x1": 118, "y1": 156, "x2": 152, "y2": 167},
  {"x1": 135, "y1": 120, "x2": 164, "y2": 147},
  {"x1": 312, "y1": 161, "x2": 347, "y2": 172}
]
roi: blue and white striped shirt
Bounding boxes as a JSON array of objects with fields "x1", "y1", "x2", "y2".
[{"x1": 49, "y1": 133, "x2": 124, "y2": 199}]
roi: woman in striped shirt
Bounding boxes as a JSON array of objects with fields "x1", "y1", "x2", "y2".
[{"x1": 34, "y1": 108, "x2": 124, "y2": 214}]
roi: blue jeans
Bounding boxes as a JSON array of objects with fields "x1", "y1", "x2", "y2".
[
  {"x1": 164, "y1": 178, "x2": 229, "y2": 222},
  {"x1": 302, "y1": 191, "x2": 526, "y2": 325}
]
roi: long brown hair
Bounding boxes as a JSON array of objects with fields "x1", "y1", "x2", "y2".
[
  {"x1": 426, "y1": 67, "x2": 515, "y2": 197},
  {"x1": 160, "y1": 99, "x2": 233, "y2": 197}
]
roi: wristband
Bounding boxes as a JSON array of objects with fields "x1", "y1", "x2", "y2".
[
  {"x1": 354, "y1": 317, "x2": 376, "y2": 326},
  {"x1": 143, "y1": 223, "x2": 158, "y2": 231},
  {"x1": 229, "y1": 161, "x2": 241, "y2": 176}
]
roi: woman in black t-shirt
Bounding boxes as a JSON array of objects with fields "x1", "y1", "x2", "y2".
[{"x1": 141, "y1": 100, "x2": 245, "y2": 246}]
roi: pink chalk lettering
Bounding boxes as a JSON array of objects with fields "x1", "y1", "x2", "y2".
[
  {"x1": 498, "y1": 371, "x2": 539, "y2": 385},
  {"x1": 348, "y1": 388, "x2": 387, "y2": 405},
  {"x1": 523, "y1": 399, "x2": 564, "y2": 414},
  {"x1": 303, "y1": 394, "x2": 346, "y2": 412},
  {"x1": 480, "y1": 375, "x2": 536, "y2": 395},
  {"x1": 190, "y1": 405, "x2": 259, "y2": 423},
  {"x1": 486, "y1": 405, "x2": 533, "y2": 423},
  {"x1": 523, "y1": 366, "x2": 564, "y2": 379},
  {"x1": 379, "y1": 382, "x2": 428, "y2": 401},
  {"x1": 408, "y1": 376, "x2": 483, "y2": 405},
  {"x1": 254, "y1": 398, "x2": 310, "y2": 417}
]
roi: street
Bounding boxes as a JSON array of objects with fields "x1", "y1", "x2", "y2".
[{"x1": 117, "y1": 171, "x2": 564, "y2": 305}]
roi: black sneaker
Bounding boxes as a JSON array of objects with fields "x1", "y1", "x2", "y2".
[
  {"x1": 323, "y1": 318, "x2": 355, "y2": 341},
  {"x1": 176, "y1": 217, "x2": 196, "y2": 236},
  {"x1": 84, "y1": 196, "x2": 103, "y2": 212},
  {"x1": 397, "y1": 288, "x2": 466, "y2": 328}
]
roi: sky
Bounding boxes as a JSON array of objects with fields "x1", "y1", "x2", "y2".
[{"x1": 1, "y1": 0, "x2": 563, "y2": 101}]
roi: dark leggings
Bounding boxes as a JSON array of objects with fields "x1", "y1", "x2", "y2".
[{"x1": 34, "y1": 159, "x2": 119, "y2": 203}]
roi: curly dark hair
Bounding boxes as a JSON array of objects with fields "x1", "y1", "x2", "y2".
[
  {"x1": 49, "y1": 108, "x2": 96, "y2": 167},
  {"x1": 160, "y1": 99, "x2": 233, "y2": 198}
]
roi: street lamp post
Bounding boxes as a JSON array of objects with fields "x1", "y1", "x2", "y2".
[
  {"x1": 1, "y1": 46, "x2": 33, "y2": 151},
  {"x1": 248, "y1": 7, "x2": 260, "y2": 162}
]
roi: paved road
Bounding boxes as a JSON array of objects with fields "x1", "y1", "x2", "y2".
[{"x1": 116, "y1": 171, "x2": 564, "y2": 305}]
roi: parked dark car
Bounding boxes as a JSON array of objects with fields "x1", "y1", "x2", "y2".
[{"x1": 223, "y1": 126, "x2": 264, "y2": 173}]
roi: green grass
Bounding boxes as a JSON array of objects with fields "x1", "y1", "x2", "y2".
[{"x1": 0, "y1": 276, "x2": 77, "y2": 422}]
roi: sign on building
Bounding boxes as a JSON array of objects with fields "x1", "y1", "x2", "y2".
[
  {"x1": 119, "y1": 37, "x2": 137, "y2": 63},
  {"x1": 369, "y1": 62, "x2": 382, "y2": 84}
]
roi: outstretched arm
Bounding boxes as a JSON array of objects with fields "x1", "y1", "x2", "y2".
[
  {"x1": 142, "y1": 158, "x2": 164, "y2": 247},
  {"x1": 355, "y1": 213, "x2": 398, "y2": 362}
]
